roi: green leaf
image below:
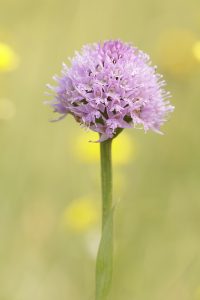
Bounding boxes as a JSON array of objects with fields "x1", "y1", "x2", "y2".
[{"x1": 95, "y1": 209, "x2": 114, "y2": 300}]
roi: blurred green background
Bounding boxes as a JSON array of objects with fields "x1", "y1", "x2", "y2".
[{"x1": 0, "y1": 0, "x2": 200, "y2": 299}]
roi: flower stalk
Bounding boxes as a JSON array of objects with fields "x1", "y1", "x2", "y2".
[
  {"x1": 47, "y1": 39, "x2": 174, "y2": 300},
  {"x1": 95, "y1": 138, "x2": 113, "y2": 300},
  {"x1": 100, "y1": 138, "x2": 113, "y2": 230}
]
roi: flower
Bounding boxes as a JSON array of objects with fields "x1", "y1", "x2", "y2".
[{"x1": 47, "y1": 40, "x2": 174, "y2": 141}]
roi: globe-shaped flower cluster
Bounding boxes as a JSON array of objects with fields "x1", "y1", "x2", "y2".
[{"x1": 48, "y1": 40, "x2": 174, "y2": 141}]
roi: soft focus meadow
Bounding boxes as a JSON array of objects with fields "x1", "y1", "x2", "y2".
[{"x1": 0, "y1": 0, "x2": 200, "y2": 299}]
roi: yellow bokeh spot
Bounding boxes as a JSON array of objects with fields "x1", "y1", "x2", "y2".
[
  {"x1": 0, "y1": 42, "x2": 19, "y2": 72},
  {"x1": 75, "y1": 131, "x2": 100, "y2": 162},
  {"x1": 62, "y1": 197, "x2": 99, "y2": 232},
  {"x1": 0, "y1": 98, "x2": 16, "y2": 120},
  {"x1": 156, "y1": 29, "x2": 197, "y2": 76},
  {"x1": 193, "y1": 41, "x2": 200, "y2": 62},
  {"x1": 113, "y1": 132, "x2": 133, "y2": 164},
  {"x1": 75, "y1": 131, "x2": 135, "y2": 165}
]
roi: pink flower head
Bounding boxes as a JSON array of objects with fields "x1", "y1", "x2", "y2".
[{"x1": 47, "y1": 40, "x2": 174, "y2": 141}]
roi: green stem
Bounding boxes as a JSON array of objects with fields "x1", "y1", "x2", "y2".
[
  {"x1": 95, "y1": 138, "x2": 113, "y2": 300},
  {"x1": 100, "y1": 139, "x2": 113, "y2": 231}
]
